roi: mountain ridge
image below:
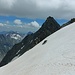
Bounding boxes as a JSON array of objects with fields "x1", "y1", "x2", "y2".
[{"x1": 61, "y1": 18, "x2": 75, "y2": 28}]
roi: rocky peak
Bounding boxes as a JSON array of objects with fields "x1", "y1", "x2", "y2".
[
  {"x1": 46, "y1": 16, "x2": 54, "y2": 21},
  {"x1": 41, "y1": 16, "x2": 60, "y2": 33},
  {"x1": 43, "y1": 16, "x2": 60, "y2": 27}
]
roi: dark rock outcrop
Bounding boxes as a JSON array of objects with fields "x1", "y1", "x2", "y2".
[
  {"x1": 0, "y1": 16, "x2": 60, "y2": 67},
  {"x1": 61, "y1": 18, "x2": 75, "y2": 28}
]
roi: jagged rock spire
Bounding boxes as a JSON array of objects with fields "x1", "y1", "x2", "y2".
[{"x1": 42, "y1": 16, "x2": 60, "y2": 31}]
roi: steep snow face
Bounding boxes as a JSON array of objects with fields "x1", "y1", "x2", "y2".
[{"x1": 0, "y1": 23, "x2": 75, "y2": 75}]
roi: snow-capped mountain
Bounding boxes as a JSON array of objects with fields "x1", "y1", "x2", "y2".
[
  {"x1": 0, "y1": 31, "x2": 25, "y2": 62},
  {"x1": 0, "y1": 20, "x2": 75, "y2": 75},
  {"x1": 0, "y1": 16, "x2": 60, "y2": 66},
  {"x1": 6, "y1": 31, "x2": 24, "y2": 40},
  {"x1": 11, "y1": 34, "x2": 22, "y2": 40}
]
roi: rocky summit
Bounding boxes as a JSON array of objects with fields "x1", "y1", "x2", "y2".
[{"x1": 0, "y1": 16, "x2": 60, "y2": 67}]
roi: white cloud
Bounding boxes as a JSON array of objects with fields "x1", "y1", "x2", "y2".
[
  {"x1": 0, "y1": 23, "x2": 4, "y2": 26},
  {"x1": 0, "y1": 21, "x2": 41, "y2": 33},
  {"x1": 28, "y1": 21, "x2": 41, "y2": 28},
  {"x1": 14, "y1": 19, "x2": 22, "y2": 25},
  {"x1": 0, "y1": 0, "x2": 75, "y2": 19},
  {"x1": 0, "y1": 22, "x2": 9, "y2": 26}
]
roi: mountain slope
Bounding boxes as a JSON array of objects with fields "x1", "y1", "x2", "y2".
[
  {"x1": 0, "y1": 31, "x2": 24, "y2": 62},
  {"x1": 0, "y1": 16, "x2": 60, "y2": 66},
  {"x1": 0, "y1": 22, "x2": 75, "y2": 75}
]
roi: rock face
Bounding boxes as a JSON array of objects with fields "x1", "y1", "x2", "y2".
[
  {"x1": 0, "y1": 31, "x2": 24, "y2": 62},
  {"x1": 0, "y1": 16, "x2": 60, "y2": 67},
  {"x1": 61, "y1": 18, "x2": 75, "y2": 28}
]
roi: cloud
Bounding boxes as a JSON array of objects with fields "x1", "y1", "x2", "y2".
[
  {"x1": 14, "y1": 19, "x2": 22, "y2": 25},
  {"x1": 28, "y1": 21, "x2": 41, "y2": 28},
  {"x1": 0, "y1": 23, "x2": 4, "y2": 26},
  {"x1": 0, "y1": 21, "x2": 41, "y2": 33},
  {"x1": 0, "y1": 0, "x2": 75, "y2": 19}
]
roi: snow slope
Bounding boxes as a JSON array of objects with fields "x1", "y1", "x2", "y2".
[{"x1": 0, "y1": 23, "x2": 75, "y2": 75}]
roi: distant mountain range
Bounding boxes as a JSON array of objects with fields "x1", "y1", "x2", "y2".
[{"x1": 0, "y1": 31, "x2": 25, "y2": 62}]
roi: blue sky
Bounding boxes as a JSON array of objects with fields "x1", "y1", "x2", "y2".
[
  {"x1": 0, "y1": 16, "x2": 45, "y2": 25},
  {"x1": 0, "y1": 16, "x2": 43, "y2": 33},
  {"x1": 0, "y1": 15, "x2": 68, "y2": 25},
  {"x1": 0, "y1": 16, "x2": 68, "y2": 33}
]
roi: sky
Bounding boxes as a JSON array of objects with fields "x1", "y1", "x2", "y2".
[{"x1": 0, "y1": 0, "x2": 75, "y2": 33}]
